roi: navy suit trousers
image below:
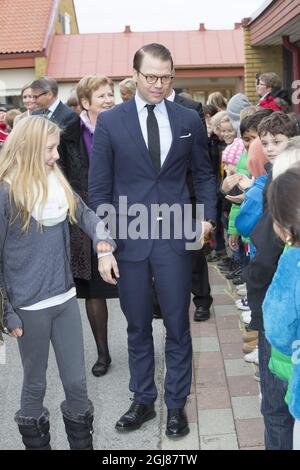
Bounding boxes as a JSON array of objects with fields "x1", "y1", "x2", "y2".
[{"x1": 117, "y1": 236, "x2": 193, "y2": 409}]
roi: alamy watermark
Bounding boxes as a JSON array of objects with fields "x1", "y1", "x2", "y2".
[
  {"x1": 291, "y1": 81, "x2": 300, "y2": 105},
  {"x1": 95, "y1": 197, "x2": 206, "y2": 251}
]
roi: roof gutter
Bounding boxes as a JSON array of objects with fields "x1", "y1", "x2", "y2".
[
  {"x1": 242, "y1": 0, "x2": 275, "y2": 26},
  {"x1": 42, "y1": 0, "x2": 60, "y2": 56}
]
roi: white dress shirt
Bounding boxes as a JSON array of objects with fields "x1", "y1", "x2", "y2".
[
  {"x1": 135, "y1": 93, "x2": 172, "y2": 167},
  {"x1": 47, "y1": 98, "x2": 60, "y2": 119}
]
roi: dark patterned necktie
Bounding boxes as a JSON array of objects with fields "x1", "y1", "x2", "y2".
[{"x1": 146, "y1": 104, "x2": 161, "y2": 173}]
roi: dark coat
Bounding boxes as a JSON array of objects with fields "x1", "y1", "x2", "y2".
[
  {"x1": 33, "y1": 101, "x2": 81, "y2": 183},
  {"x1": 243, "y1": 168, "x2": 284, "y2": 331}
]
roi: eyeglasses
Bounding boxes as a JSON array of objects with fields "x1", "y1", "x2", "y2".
[
  {"x1": 138, "y1": 71, "x2": 174, "y2": 84},
  {"x1": 31, "y1": 91, "x2": 48, "y2": 100},
  {"x1": 258, "y1": 82, "x2": 267, "y2": 87}
]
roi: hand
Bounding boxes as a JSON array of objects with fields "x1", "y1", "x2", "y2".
[
  {"x1": 96, "y1": 240, "x2": 114, "y2": 254},
  {"x1": 9, "y1": 328, "x2": 23, "y2": 337},
  {"x1": 225, "y1": 193, "x2": 245, "y2": 204},
  {"x1": 98, "y1": 255, "x2": 119, "y2": 285},
  {"x1": 229, "y1": 235, "x2": 239, "y2": 252},
  {"x1": 238, "y1": 174, "x2": 254, "y2": 191},
  {"x1": 221, "y1": 174, "x2": 242, "y2": 193},
  {"x1": 198, "y1": 221, "x2": 214, "y2": 247}
]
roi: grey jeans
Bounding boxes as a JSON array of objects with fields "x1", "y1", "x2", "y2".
[{"x1": 16, "y1": 297, "x2": 90, "y2": 419}]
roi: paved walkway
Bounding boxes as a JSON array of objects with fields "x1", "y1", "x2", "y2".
[
  {"x1": 0, "y1": 262, "x2": 264, "y2": 450},
  {"x1": 169, "y1": 262, "x2": 264, "y2": 451}
]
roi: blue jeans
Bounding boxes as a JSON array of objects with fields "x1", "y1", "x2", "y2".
[{"x1": 258, "y1": 331, "x2": 294, "y2": 450}]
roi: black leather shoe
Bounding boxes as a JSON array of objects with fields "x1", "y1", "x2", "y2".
[
  {"x1": 115, "y1": 401, "x2": 156, "y2": 432},
  {"x1": 92, "y1": 355, "x2": 111, "y2": 377},
  {"x1": 194, "y1": 306, "x2": 210, "y2": 322},
  {"x1": 166, "y1": 408, "x2": 189, "y2": 438}
]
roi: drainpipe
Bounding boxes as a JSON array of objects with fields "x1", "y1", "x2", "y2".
[{"x1": 282, "y1": 35, "x2": 300, "y2": 114}]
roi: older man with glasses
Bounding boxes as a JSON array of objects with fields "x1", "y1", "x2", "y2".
[{"x1": 31, "y1": 77, "x2": 80, "y2": 179}]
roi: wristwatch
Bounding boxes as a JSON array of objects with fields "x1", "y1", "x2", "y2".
[{"x1": 205, "y1": 219, "x2": 217, "y2": 231}]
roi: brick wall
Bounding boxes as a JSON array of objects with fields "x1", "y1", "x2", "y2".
[{"x1": 243, "y1": 27, "x2": 283, "y2": 104}]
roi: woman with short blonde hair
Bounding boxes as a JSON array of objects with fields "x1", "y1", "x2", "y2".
[{"x1": 72, "y1": 75, "x2": 118, "y2": 378}]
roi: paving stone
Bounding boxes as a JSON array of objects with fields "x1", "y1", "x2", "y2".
[
  {"x1": 231, "y1": 396, "x2": 262, "y2": 420},
  {"x1": 240, "y1": 447, "x2": 265, "y2": 451},
  {"x1": 161, "y1": 423, "x2": 199, "y2": 450},
  {"x1": 198, "y1": 409, "x2": 235, "y2": 436},
  {"x1": 224, "y1": 359, "x2": 254, "y2": 377},
  {"x1": 228, "y1": 376, "x2": 260, "y2": 397},
  {"x1": 200, "y1": 434, "x2": 239, "y2": 450},
  {"x1": 218, "y1": 329, "x2": 244, "y2": 344},
  {"x1": 220, "y1": 343, "x2": 245, "y2": 360},
  {"x1": 185, "y1": 394, "x2": 198, "y2": 423},
  {"x1": 213, "y1": 305, "x2": 237, "y2": 317},
  {"x1": 215, "y1": 315, "x2": 240, "y2": 330},
  {"x1": 195, "y1": 368, "x2": 227, "y2": 388},
  {"x1": 194, "y1": 352, "x2": 223, "y2": 369},
  {"x1": 235, "y1": 418, "x2": 265, "y2": 448},
  {"x1": 192, "y1": 337, "x2": 220, "y2": 352},
  {"x1": 211, "y1": 286, "x2": 228, "y2": 295},
  {"x1": 190, "y1": 323, "x2": 218, "y2": 337},
  {"x1": 197, "y1": 387, "x2": 231, "y2": 410},
  {"x1": 213, "y1": 294, "x2": 236, "y2": 306}
]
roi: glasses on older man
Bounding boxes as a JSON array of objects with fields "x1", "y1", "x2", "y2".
[
  {"x1": 138, "y1": 71, "x2": 174, "y2": 84},
  {"x1": 31, "y1": 91, "x2": 48, "y2": 100}
]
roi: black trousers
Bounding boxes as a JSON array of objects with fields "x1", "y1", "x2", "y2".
[{"x1": 191, "y1": 248, "x2": 213, "y2": 309}]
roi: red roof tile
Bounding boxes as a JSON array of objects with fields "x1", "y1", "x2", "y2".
[
  {"x1": 47, "y1": 28, "x2": 244, "y2": 80},
  {"x1": 0, "y1": 0, "x2": 57, "y2": 54}
]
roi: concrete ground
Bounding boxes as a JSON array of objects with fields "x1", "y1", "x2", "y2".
[{"x1": 0, "y1": 262, "x2": 264, "y2": 450}]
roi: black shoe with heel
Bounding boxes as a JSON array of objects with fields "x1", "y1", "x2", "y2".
[{"x1": 92, "y1": 354, "x2": 111, "y2": 377}]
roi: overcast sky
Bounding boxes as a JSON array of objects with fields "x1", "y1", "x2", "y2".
[{"x1": 74, "y1": 0, "x2": 265, "y2": 33}]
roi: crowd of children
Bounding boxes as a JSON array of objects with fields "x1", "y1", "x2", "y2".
[{"x1": 203, "y1": 83, "x2": 300, "y2": 450}]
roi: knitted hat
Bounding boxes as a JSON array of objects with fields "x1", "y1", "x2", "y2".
[
  {"x1": 222, "y1": 138, "x2": 245, "y2": 165},
  {"x1": 227, "y1": 93, "x2": 252, "y2": 136}
]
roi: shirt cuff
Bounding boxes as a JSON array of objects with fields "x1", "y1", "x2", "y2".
[{"x1": 97, "y1": 252, "x2": 113, "y2": 259}]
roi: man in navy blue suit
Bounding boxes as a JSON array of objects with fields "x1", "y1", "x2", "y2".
[{"x1": 89, "y1": 43, "x2": 217, "y2": 438}]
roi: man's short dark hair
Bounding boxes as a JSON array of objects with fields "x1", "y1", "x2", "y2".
[
  {"x1": 258, "y1": 112, "x2": 298, "y2": 138},
  {"x1": 240, "y1": 109, "x2": 273, "y2": 135},
  {"x1": 30, "y1": 77, "x2": 59, "y2": 96},
  {"x1": 133, "y1": 43, "x2": 173, "y2": 71}
]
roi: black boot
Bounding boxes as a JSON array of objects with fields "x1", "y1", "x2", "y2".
[
  {"x1": 14, "y1": 408, "x2": 51, "y2": 450},
  {"x1": 61, "y1": 400, "x2": 94, "y2": 450}
]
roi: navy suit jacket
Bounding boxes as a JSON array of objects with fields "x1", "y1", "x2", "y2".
[{"x1": 89, "y1": 98, "x2": 217, "y2": 261}]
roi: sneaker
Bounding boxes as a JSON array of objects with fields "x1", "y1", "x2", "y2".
[
  {"x1": 217, "y1": 257, "x2": 231, "y2": 269},
  {"x1": 244, "y1": 347, "x2": 259, "y2": 365},
  {"x1": 232, "y1": 276, "x2": 245, "y2": 286},
  {"x1": 206, "y1": 250, "x2": 219, "y2": 262},
  {"x1": 237, "y1": 286, "x2": 247, "y2": 297},
  {"x1": 241, "y1": 310, "x2": 252, "y2": 324},
  {"x1": 254, "y1": 370, "x2": 260, "y2": 382},
  {"x1": 242, "y1": 338, "x2": 258, "y2": 354},
  {"x1": 235, "y1": 297, "x2": 250, "y2": 311},
  {"x1": 242, "y1": 329, "x2": 258, "y2": 343}
]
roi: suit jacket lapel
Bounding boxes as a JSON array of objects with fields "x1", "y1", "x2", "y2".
[
  {"x1": 160, "y1": 99, "x2": 181, "y2": 172},
  {"x1": 122, "y1": 99, "x2": 154, "y2": 170}
]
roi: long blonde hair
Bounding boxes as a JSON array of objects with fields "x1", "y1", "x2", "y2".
[{"x1": 0, "y1": 116, "x2": 77, "y2": 231}]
